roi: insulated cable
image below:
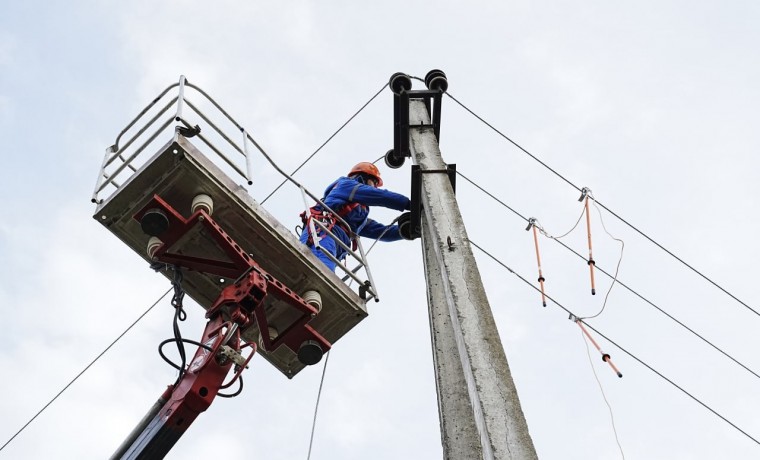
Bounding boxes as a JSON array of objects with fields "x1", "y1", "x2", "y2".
[
  {"x1": 580, "y1": 328, "x2": 626, "y2": 459},
  {"x1": 583, "y1": 191, "x2": 625, "y2": 320},
  {"x1": 446, "y1": 92, "x2": 759, "y2": 318},
  {"x1": 0, "y1": 287, "x2": 173, "y2": 453},
  {"x1": 261, "y1": 82, "x2": 389, "y2": 205},
  {"x1": 306, "y1": 351, "x2": 331, "y2": 460},
  {"x1": 169, "y1": 266, "x2": 188, "y2": 386},
  {"x1": 457, "y1": 170, "x2": 760, "y2": 380},
  {"x1": 467, "y1": 239, "x2": 760, "y2": 447}
]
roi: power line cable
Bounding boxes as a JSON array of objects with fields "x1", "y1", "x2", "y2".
[
  {"x1": 446, "y1": 92, "x2": 759, "y2": 318},
  {"x1": 468, "y1": 239, "x2": 760, "y2": 447},
  {"x1": 0, "y1": 288, "x2": 172, "y2": 453},
  {"x1": 469, "y1": 239, "x2": 760, "y2": 446},
  {"x1": 457, "y1": 170, "x2": 760, "y2": 381},
  {"x1": 306, "y1": 351, "x2": 331, "y2": 460},
  {"x1": 261, "y1": 82, "x2": 389, "y2": 205}
]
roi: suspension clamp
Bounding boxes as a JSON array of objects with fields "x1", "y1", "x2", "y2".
[
  {"x1": 578, "y1": 187, "x2": 591, "y2": 202},
  {"x1": 525, "y1": 217, "x2": 537, "y2": 231}
]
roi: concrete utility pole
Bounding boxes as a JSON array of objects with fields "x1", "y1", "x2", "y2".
[{"x1": 409, "y1": 99, "x2": 538, "y2": 459}]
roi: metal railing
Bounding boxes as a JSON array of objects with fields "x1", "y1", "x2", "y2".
[{"x1": 91, "y1": 75, "x2": 378, "y2": 301}]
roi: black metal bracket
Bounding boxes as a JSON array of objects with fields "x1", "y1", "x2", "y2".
[
  {"x1": 393, "y1": 89, "x2": 444, "y2": 161},
  {"x1": 409, "y1": 164, "x2": 456, "y2": 239},
  {"x1": 389, "y1": 70, "x2": 447, "y2": 167}
]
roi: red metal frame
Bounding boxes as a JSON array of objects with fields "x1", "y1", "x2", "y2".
[{"x1": 113, "y1": 195, "x2": 331, "y2": 459}]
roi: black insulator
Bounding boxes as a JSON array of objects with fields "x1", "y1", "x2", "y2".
[
  {"x1": 297, "y1": 340, "x2": 324, "y2": 366},
  {"x1": 141, "y1": 209, "x2": 170, "y2": 236},
  {"x1": 602, "y1": 353, "x2": 611, "y2": 362},
  {"x1": 587, "y1": 259, "x2": 596, "y2": 266},
  {"x1": 424, "y1": 69, "x2": 448, "y2": 92},
  {"x1": 397, "y1": 212, "x2": 415, "y2": 240},
  {"x1": 538, "y1": 276, "x2": 545, "y2": 283},
  {"x1": 384, "y1": 148, "x2": 405, "y2": 169},
  {"x1": 389, "y1": 72, "x2": 412, "y2": 95}
]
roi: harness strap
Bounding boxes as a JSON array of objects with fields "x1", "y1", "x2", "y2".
[
  {"x1": 301, "y1": 180, "x2": 366, "y2": 252},
  {"x1": 300, "y1": 206, "x2": 357, "y2": 251}
]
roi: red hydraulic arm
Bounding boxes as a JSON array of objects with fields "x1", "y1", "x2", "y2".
[{"x1": 111, "y1": 195, "x2": 331, "y2": 459}]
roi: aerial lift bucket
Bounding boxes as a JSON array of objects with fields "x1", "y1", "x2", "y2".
[{"x1": 92, "y1": 76, "x2": 377, "y2": 378}]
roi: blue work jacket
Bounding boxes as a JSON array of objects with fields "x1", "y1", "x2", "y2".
[{"x1": 319, "y1": 176, "x2": 410, "y2": 250}]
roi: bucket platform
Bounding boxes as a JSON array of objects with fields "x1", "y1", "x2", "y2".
[{"x1": 92, "y1": 77, "x2": 377, "y2": 378}]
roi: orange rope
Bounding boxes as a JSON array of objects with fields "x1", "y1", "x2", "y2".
[
  {"x1": 530, "y1": 222, "x2": 547, "y2": 307},
  {"x1": 576, "y1": 320, "x2": 622, "y2": 378},
  {"x1": 584, "y1": 196, "x2": 596, "y2": 295}
]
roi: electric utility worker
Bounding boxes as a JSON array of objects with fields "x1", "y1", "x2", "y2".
[{"x1": 300, "y1": 162, "x2": 412, "y2": 272}]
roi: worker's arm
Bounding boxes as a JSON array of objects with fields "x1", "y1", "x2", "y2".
[
  {"x1": 328, "y1": 179, "x2": 410, "y2": 211},
  {"x1": 358, "y1": 219, "x2": 402, "y2": 241}
]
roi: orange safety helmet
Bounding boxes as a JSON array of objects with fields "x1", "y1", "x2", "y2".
[{"x1": 348, "y1": 162, "x2": 383, "y2": 187}]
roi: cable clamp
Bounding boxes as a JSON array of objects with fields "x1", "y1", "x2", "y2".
[
  {"x1": 578, "y1": 187, "x2": 591, "y2": 202},
  {"x1": 526, "y1": 217, "x2": 536, "y2": 231},
  {"x1": 568, "y1": 313, "x2": 580, "y2": 322},
  {"x1": 587, "y1": 258, "x2": 596, "y2": 266}
]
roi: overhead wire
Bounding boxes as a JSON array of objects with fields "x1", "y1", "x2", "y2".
[
  {"x1": 3, "y1": 79, "x2": 386, "y2": 457},
  {"x1": 528, "y1": 188, "x2": 625, "y2": 318},
  {"x1": 467, "y1": 239, "x2": 760, "y2": 447},
  {"x1": 0, "y1": 287, "x2": 173, "y2": 453},
  {"x1": 445, "y1": 92, "x2": 760, "y2": 318},
  {"x1": 260, "y1": 82, "x2": 389, "y2": 206},
  {"x1": 254, "y1": 86, "x2": 388, "y2": 458},
  {"x1": 306, "y1": 351, "x2": 331, "y2": 460},
  {"x1": 457, "y1": 170, "x2": 760, "y2": 381}
]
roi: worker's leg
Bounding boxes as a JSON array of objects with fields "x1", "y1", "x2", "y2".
[{"x1": 300, "y1": 230, "x2": 338, "y2": 271}]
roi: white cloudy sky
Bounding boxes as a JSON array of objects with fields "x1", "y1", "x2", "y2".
[{"x1": 1, "y1": 1, "x2": 759, "y2": 459}]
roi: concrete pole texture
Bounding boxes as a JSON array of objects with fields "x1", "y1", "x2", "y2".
[{"x1": 409, "y1": 99, "x2": 538, "y2": 460}]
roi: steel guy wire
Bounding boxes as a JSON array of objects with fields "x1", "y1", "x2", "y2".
[
  {"x1": 445, "y1": 91, "x2": 759, "y2": 319},
  {"x1": 457, "y1": 170, "x2": 760, "y2": 381},
  {"x1": 468, "y1": 239, "x2": 760, "y2": 447},
  {"x1": 261, "y1": 82, "x2": 389, "y2": 206},
  {"x1": 0, "y1": 287, "x2": 173, "y2": 453}
]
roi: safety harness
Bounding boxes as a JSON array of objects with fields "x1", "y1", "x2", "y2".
[{"x1": 300, "y1": 181, "x2": 365, "y2": 251}]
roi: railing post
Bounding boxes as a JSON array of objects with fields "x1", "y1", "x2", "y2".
[
  {"x1": 92, "y1": 145, "x2": 116, "y2": 203},
  {"x1": 175, "y1": 75, "x2": 187, "y2": 122}
]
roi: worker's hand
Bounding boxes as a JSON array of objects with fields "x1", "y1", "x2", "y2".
[{"x1": 404, "y1": 198, "x2": 412, "y2": 211}]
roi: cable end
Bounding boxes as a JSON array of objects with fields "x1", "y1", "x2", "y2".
[
  {"x1": 591, "y1": 288, "x2": 596, "y2": 295},
  {"x1": 617, "y1": 372, "x2": 623, "y2": 378}
]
